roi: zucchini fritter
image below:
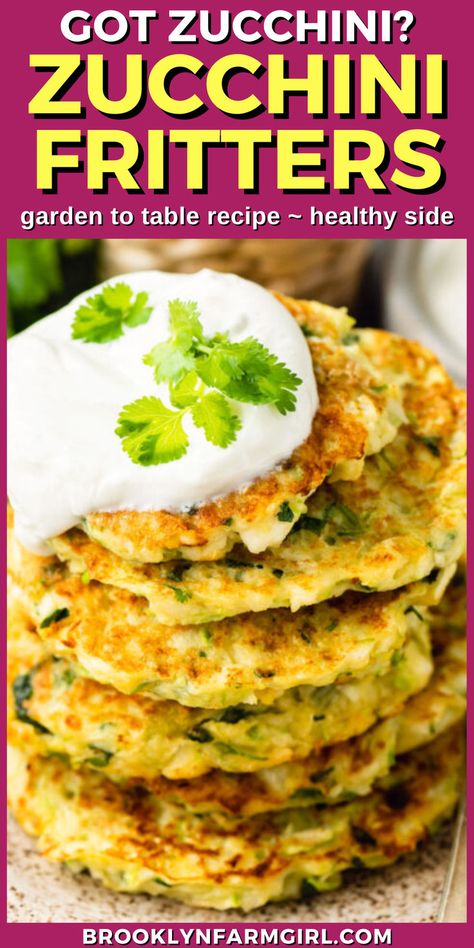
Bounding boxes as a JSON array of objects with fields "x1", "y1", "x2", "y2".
[
  {"x1": 82, "y1": 296, "x2": 405, "y2": 563},
  {"x1": 8, "y1": 552, "x2": 451, "y2": 706},
  {"x1": 37, "y1": 333, "x2": 465, "y2": 625},
  {"x1": 8, "y1": 601, "x2": 433, "y2": 781},
  {"x1": 7, "y1": 727, "x2": 464, "y2": 912}
]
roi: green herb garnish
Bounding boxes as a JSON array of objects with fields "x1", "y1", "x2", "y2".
[
  {"x1": 116, "y1": 396, "x2": 194, "y2": 466},
  {"x1": 72, "y1": 283, "x2": 152, "y2": 343},
  {"x1": 290, "y1": 787, "x2": 325, "y2": 800},
  {"x1": 54, "y1": 665, "x2": 76, "y2": 688},
  {"x1": 293, "y1": 514, "x2": 327, "y2": 535},
  {"x1": 165, "y1": 584, "x2": 192, "y2": 603},
  {"x1": 342, "y1": 331, "x2": 360, "y2": 346},
  {"x1": 294, "y1": 502, "x2": 367, "y2": 540},
  {"x1": 219, "y1": 707, "x2": 253, "y2": 724},
  {"x1": 404, "y1": 605, "x2": 424, "y2": 621},
  {"x1": 277, "y1": 501, "x2": 295, "y2": 522},
  {"x1": 415, "y1": 434, "x2": 441, "y2": 457},
  {"x1": 116, "y1": 297, "x2": 302, "y2": 466},
  {"x1": 331, "y1": 502, "x2": 368, "y2": 538},
  {"x1": 309, "y1": 766, "x2": 334, "y2": 783},
  {"x1": 214, "y1": 742, "x2": 266, "y2": 761},
  {"x1": 351, "y1": 825, "x2": 377, "y2": 847},
  {"x1": 40, "y1": 607, "x2": 70, "y2": 629},
  {"x1": 187, "y1": 724, "x2": 213, "y2": 743},
  {"x1": 12, "y1": 672, "x2": 51, "y2": 734},
  {"x1": 85, "y1": 745, "x2": 114, "y2": 767}
]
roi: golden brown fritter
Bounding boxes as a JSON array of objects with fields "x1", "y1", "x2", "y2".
[
  {"x1": 29, "y1": 332, "x2": 465, "y2": 626},
  {"x1": 7, "y1": 595, "x2": 433, "y2": 781},
  {"x1": 7, "y1": 726, "x2": 464, "y2": 911},
  {"x1": 81, "y1": 295, "x2": 406, "y2": 563},
  {"x1": 9, "y1": 530, "x2": 451, "y2": 706},
  {"x1": 8, "y1": 575, "x2": 465, "y2": 818}
]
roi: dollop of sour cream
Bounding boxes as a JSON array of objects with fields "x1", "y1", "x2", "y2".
[{"x1": 8, "y1": 269, "x2": 318, "y2": 553}]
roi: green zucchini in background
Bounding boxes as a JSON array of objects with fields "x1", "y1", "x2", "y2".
[{"x1": 7, "y1": 239, "x2": 96, "y2": 336}]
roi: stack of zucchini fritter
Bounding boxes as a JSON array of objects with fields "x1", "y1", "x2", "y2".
[{"x1": 8, "y1": 296, "x2": 466, "y2": 912}]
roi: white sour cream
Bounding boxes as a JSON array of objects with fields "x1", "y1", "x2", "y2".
[{"x1": 8, "y1": 269, "x2": 318, "y2": 553}]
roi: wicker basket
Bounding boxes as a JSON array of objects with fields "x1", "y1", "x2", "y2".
[{"x1": 100, "y1": 239, "x2": 371, "y2": 307}]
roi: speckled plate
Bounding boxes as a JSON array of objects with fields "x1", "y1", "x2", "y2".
[{"x1": 8, "y1": 814, "x2": 454, "y2": 923}]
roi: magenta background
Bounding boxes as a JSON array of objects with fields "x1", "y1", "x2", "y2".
[
  {"x1": 0, "y1": 0, "x2": 470, "y2": 237},
  {"x1": 0, "y1": 0, "x2": 472, "y2": 942}
]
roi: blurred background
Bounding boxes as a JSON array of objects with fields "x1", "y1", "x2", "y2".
[{"x1": 7, "y1": 237, "x2": 466, "y2": 385}]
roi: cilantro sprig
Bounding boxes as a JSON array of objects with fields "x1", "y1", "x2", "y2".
[
  {"x1": 72, "y1": 283, "x2": 152, "y2": 343},
  {"x1": 117, "y1": 297, "x2": 302, "y2": 466},
  {"x1": 142, "y1": 298, "x2": 301, "y2": 414},
  {"x1": 71, "y1": 284, "x2": 303, "y2": 466}
]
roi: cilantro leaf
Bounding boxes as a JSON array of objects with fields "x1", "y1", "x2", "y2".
[
  {"x1": 191, "y1": 392, "x2": 241, "y2": 447},
  {"x1": 115, "y1": 294, "x2": 304, "y2": 466},
  {"x1": 196, "y1": 336, "x2": 302, "y2": 414},
  {"x1": 169, "y1": 371, "x2": 200, "y2": 408},
  {"x1": 166, "y1": 584, "x2": 192, "y2": 603},
  {"x1": 225, "y1": 339, "x2": 302, "y2": 414},
  {"x1": 101, "y1": 282, "x2": 133, "y2": 312},
  {"x1": 144, "y1": 340, "x2": 194, "y2": 384},
  {"x1": 125, "y1": 291, "x2": 153, "y2": 327},
  {"x1": 168, "y1": 299, "x2": 203, "y2": 350},
  {"x1": 72, "y1": 297, "x2": 124, "y2": 343},
  {"x1": 72, "y1": 283, "x2": 152, "y2": 343},
  {"x1": 116, "y1": 397, "x2": 188, "y2": 465},
  {"x1": 195, "y1": 341, "x2": 241, "y2": 392}
]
